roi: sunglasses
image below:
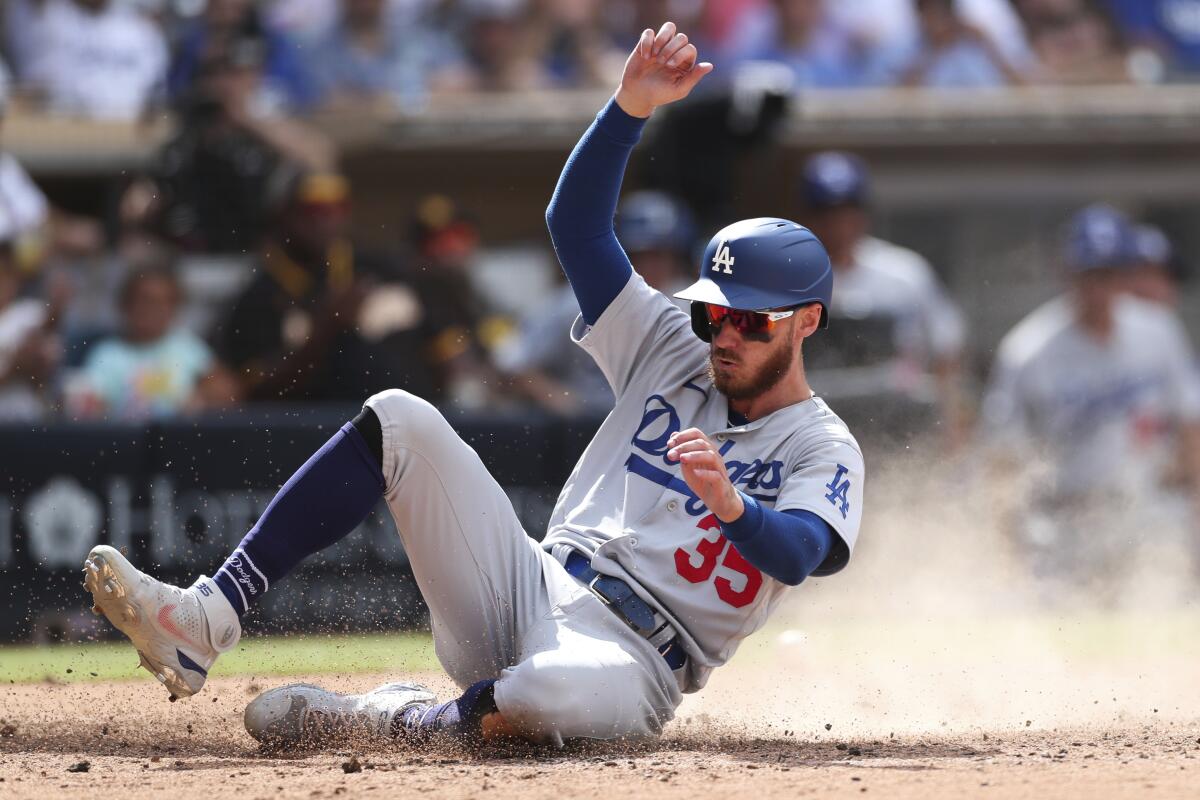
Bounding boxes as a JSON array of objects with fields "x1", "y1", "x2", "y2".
[{"x1": 704, "y1": 303, "x2": 795, "y2": 339}]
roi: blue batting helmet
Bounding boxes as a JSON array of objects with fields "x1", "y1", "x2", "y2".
[
  {"x1": 616, "y1": 191, "x2": 695, "y2": 254},
  {"x1": 801, "y1": 152, "x2": 869, "y2": 209},
  {"x1": 1064, "y1": 204, "x2": 1136, "y2": 273},
  {"x1": 1132, "y1": 223, "x2": 1172, "y2": 265},
  {"x1": 674, "y1": 217, "x2": 832, "y2": 341}
]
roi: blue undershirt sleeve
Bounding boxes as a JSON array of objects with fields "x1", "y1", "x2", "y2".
[
  {"x1": 719, "y1": 493, "x2": 837, "y2": 586},
  {"x1": 545, "y1": 98, "x2": 646, "y2": 325}
]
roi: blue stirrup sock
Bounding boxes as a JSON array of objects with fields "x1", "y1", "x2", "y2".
[
  {"x1": 212, "y1": 415, "x2": 385, "y2": 616},
  {"x1": 394, "y1": 679, "x2": 498, "y2": 740}
]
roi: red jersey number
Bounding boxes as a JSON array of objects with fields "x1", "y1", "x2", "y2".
[{"x1": 673, "y1": 513, "x2": 763, "y2": 608}]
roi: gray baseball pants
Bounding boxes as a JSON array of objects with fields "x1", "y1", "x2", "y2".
[{"x1": 364, "y1": 389, "x2": 681, "y2": 745}]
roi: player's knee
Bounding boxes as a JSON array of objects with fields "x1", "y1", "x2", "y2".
[
  {"x1": 494, "y1": 658, "x2": 670, "y2": 743},
  {"x1": 363, "y1": 388, "x2": 452, "y2": 446}
]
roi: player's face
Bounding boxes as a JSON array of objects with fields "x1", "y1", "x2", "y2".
[
  {"x1": 1072, "y1": 268, "x2": 1122, "y2": 322},
  {"x1": 808, "y1": 206, "x2": 867, "y2": 263},
  {"x1": 707, "y1": 308, "x2": 809, "y2": 400}
]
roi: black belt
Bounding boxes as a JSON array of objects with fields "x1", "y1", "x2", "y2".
[{"x1": 564, "y1": 551, "x2": 687, "y2": 671}]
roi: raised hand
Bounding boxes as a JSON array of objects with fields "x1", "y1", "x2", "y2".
[
  {"x1": 666, "y1": 428, "x2": 745, "y2": 523},
  {"x1": 614, "y1": 21, "x2": 714, "y2": 119}
]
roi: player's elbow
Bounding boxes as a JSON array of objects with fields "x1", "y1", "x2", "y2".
[
  {"x1": 773, "y1": 565, "x2": 809, "y2": 587},
  {"x1": 544, "y1": 199, "x2": 567, "y2": 246}
]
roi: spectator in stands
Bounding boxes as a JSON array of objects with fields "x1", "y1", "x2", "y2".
[
  {"x1": 169, "y1": 0, "x2": 317, "y2": 112},
  {"x1": 0, "y1": 66, "x2": 104, "y2": 268},
  {"x1": 526, "y1": 0, "x2": 627, "y2": 89},
  {"x1": 722, "y1": 0, "x2": 876, "y2": 88},
  {"x1": 69, "y1": 262, "x2": 237, "y2": 420},
  {"x1": 0, "y1": 66, "x2": 50, "y2": 268},
  {"x1": 823, "y1": 0, "x2": 1034, "y2": 70},
  {"x1": 436, "y1": 0, "x2": 552, "y2": 92},
  {"x1": 879, "y1": 0, "x2": 1029, "y2": 87},
  {"x1": 406, "y1": 194, "x2": 512, "y2": 410},
  {"x1": 122, "y1": 35, "x2": 335, "y2": 253},
  {"x1": 0, "y1": 241, "x2": 68, "y2": 421},
  {"x1": 214, "y1": 172, "x2": 441, "y2": 402},
  {"x1": 309, "y1": 0, "x2": 460, "y2": 112},
  {"x1": 6, "y1": 0, "x2": 168, "y2": 120},
  {"x1": 268, "y1": 0, "x2": 342, "y2": 40},
  {"x1": 798, "y1": 151, "x2": 970, "y2": 449},
  {"x1": 1011, "y1": 0, "x2": 1131, "y2": 83},
  {"x1": 497, "y1": 191, "x2": 694, "y2": 416},
  {"x1": 1103, "y1": 0, "x2": 1200, "y2": 78}
]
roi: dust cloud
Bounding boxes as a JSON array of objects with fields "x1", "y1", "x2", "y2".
[{"x1": 684, "y1": 451, "x2": 1200, "y2": 737}]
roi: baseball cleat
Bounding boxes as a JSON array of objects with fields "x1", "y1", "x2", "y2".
[
  {"x1": 244, "y1": 682, "x2": 436, "y2": 748},
  {"x1": 82, "y1": 545, "x2": 241, "y2": 700}
]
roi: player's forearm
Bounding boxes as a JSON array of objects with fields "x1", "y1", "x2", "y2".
[
  {"x1": 719, "y1": 495, "x2": 835, "y2": 586},
  {"x1": 544, "y1": 98, "x2": 644, "y2": 324}
]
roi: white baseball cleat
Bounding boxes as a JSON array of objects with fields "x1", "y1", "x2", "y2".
[
  {"x1": 82, "y1": 545, "x2": 241, "y2": 701},
  {"x1": 244, "y1": 682, "x2": 437, "y2": 747}
]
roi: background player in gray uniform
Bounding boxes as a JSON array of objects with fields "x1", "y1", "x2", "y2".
[
  {"x1": 799, "y1": 151, "x2": 969, "y2": 450},
  {"x1": 83, "y1": 22, "x2": 865, "y2": 747},
  {"x1": 981, "y1": 204, "x2": 1200, "y2": 583}
]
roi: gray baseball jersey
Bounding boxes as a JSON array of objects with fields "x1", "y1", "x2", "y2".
[
  {"x1": 807, "y1": 236, "x2": 965, "y2": 400},
  {"x1": 542, "y1": 273, "x2": 865, "y2": 693},
  {"x1": 982, "y1": 294, "x2": 1200, "y2": 501}
]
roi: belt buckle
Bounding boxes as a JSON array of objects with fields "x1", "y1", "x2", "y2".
[
  {"x1": 584, "y1": 571, "x2": 661, "y2": 639},
  {"x1": 587, "y1": 574, "x2": 611, "y2": 604}
]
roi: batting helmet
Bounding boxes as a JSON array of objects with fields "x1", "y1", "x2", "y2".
[
  {"x1": 1063, "y1": 204, "x2": 1135, "y2": 273},
  {"x1": 1132, "y1": 223, "x2": 1172, "y2": 266},
  {"x1": 616, "y1": 191, "x2": 695, "y2": 255},
  {"x1": 800, "y1": 152, "x2": 869, "y2": 209},
  {"x1": 674, "y1": 217, "x2": 832, "y2": 342}
]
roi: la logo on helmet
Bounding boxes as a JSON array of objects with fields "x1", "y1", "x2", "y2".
[{"x1": 711, "y1": 240, "x2": 735, "y2": 274}]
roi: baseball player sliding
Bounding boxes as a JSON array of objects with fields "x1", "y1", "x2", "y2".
[{"x1": 83, "y1": 22, "x2": 864, "y2": 747}]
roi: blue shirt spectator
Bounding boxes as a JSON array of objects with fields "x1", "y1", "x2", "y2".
[
  {"x1": 724, "y1": 0, "x2": 874, "y2": 88},
  {"x1": 72, "y1": 265, "x2": 233, "y2": 420},
  {"x1": 309, "y1": 0, "x2": 461, "y2": 110},
  {"x1": 79, "y1": 328, "x2": 215, "y2": 419},
  {"x1": 876, "y1": 0, "x2": 1028, "y2": 87},
  {"x1": 1103, "y1": 0, "x2": 1200, "y2": 72}
]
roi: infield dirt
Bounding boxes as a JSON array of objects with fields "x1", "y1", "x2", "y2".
[{"x1": 2, "y1": 645, "x2": 1197, "y2": 800}]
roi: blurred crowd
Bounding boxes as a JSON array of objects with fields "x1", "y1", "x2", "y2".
[{"x1": 2, "y1": 0, "x2": 1200, "y2": 125}]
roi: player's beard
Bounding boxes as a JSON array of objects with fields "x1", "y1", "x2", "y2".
[{"x1": 707, "y1": 336, "x2": 796, "y2": 401}]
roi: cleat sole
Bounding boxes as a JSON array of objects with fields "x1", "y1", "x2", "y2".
[{"x1": 84, "y1": 546, "x2": 198, "y2": 701}]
